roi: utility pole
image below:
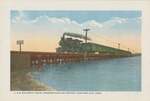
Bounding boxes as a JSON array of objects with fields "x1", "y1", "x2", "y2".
[
  {"x1": 118, "y1": 43, "x2": 120, "y2": 49},
  {"x1": 17, "y1": 40, "x2": 24, "y2": 52},
  {"x1": 83, "y1": 29, "x2": 90, "y2": 62}
]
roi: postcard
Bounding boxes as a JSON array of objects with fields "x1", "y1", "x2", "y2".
[{"x1": 0, "y1": 0, "x2": 150, "y2": 101}]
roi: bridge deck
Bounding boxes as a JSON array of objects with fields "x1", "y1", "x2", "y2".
[{"x1": 11, "y1": 51, "x2": 130, "y2": 68}]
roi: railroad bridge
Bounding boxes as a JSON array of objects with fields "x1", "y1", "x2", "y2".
[{"x1": 11, "y1": 51, "x2": 130, "y2": 69}]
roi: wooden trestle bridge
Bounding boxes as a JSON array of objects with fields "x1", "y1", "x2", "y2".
[{"x1": 11, "y1": 51, "x2": 130, "y2": 69}]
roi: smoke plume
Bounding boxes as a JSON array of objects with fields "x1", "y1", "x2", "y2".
[{"x1": 63, "y1": 32, "x2": 92, "y2": 40}]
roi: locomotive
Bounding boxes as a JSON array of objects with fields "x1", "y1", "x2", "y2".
[{"x1": 56, "y1": 32, "x2": 131, "y2": 55}]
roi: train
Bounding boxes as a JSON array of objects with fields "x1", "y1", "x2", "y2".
[{"x1": 56, "y1": 32, "x2": 132, "y2": 55}]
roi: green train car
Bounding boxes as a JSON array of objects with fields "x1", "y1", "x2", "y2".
[
  {"x1": 85, "y1": 42, "x2": 131, "y2": 55},
  {"x1": 56, "y1": 34, "x2": 131, "y2": 55}
]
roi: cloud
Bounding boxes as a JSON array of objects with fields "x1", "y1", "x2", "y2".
[
  {"x1": 82, "y1": 20, "x2": 103, "y2": 27},
  {"x1": 103, "y1": 17, "x2": 141, "y2": 26},
  {"x1": 11, "y1": 13, "x2": 141, "y2": 52},
  {"x1": 11, "y1": 13, "x2": 141, "y2": 37},
  {"x1": 104, "y1": 17, "x2": 127, "y2": 26},
  {"x1": 12, "y1": 11, "x2": 25, "y2": 23},
  {"x1": 12, "y1": 15, "x2": 103, "y2": 29},
  {"x1": 11, "y1": 15, "x2": 104, "y2": 36},
  {"x1": 101, "y1": 17, "x2": 141, "y2": 35}
]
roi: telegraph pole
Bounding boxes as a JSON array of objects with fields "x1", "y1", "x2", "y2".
[
  {"x1": 118, "y1": 43, "x2": 120, "y2": 49},
  {"x1": 83, "y1": 29, "x2": 90, "y2": 62}
]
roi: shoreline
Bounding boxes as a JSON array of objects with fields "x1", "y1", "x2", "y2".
[
  {"x1": 26, "y1": 72, "x2": 57, "y2": 91},
  {"x1": 11, "y1": 68, "x2": 56, "y2": 91}
]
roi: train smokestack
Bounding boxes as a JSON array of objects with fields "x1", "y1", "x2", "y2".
[{"x1": 63, "y1": 34, "x2": 65, "y2": 39}]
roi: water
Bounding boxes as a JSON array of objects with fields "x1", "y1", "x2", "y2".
[{"x1": 31, "y1": 56, "x2": 141, "y2": 91}]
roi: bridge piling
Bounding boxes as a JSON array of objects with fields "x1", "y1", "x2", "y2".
[{"x1": 11, "y1": 51, "x2": 133, "y2": 69}]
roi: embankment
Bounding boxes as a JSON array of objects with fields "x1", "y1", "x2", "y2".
[{"x1": 11, "y1": 53, "x2": 55, "y2": 91}]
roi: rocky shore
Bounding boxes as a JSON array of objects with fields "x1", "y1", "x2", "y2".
[{"x1": 11, "y1": 68, "x2": 56, "y2": 91}]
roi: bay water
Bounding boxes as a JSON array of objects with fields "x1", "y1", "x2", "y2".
[{"x1": 31, "y1": 56, "x2": 141, "y2": 91}]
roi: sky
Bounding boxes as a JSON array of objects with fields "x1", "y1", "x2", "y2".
[{"x1": 11, "y1": 10, "x2": 141, "y2": 53}]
